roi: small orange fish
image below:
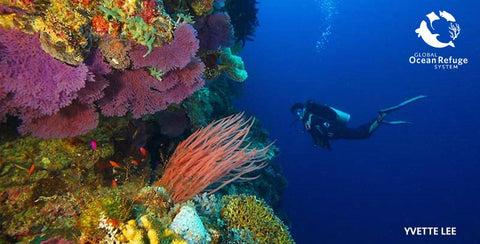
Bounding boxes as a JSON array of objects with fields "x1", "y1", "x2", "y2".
[
  {"x1": 112, "y1": 179, "x2": 118, "y2": 187},
  {"x1": 27, "y1": 164, "x2": 35, "y2": 178},
  {"x1": 23, "y1": 0, "x2": 34, "y2": 6},
  {"x1": 140, "y1": 147, "x2": 147, "y2": 157},
  {"x1": 141, "y1": 158, "x2": 147, "y2": 162},
  {"x1": 109, "y1": 160, "x2": 121, "y2": 168},
  {"x1": 131, "y1": 159, "x2": 139, "y2": 166}
]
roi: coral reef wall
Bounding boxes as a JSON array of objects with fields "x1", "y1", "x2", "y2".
[
  {"x1": 0, "y1": 0, "x2": 254, "y2": 138},
  {"x1": 0, "y1": 0, "x2": 293, "y2": 243}
]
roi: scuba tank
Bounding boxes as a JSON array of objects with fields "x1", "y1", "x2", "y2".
[{"x1": 329, "y1": 107, "x2": 351, "y2": 125}]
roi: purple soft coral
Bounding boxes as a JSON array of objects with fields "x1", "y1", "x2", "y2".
[
  {"x1": 77, "y1": 49, "x2": 111, "y2": 104},
  {"x1": 0, "y1": 27, "x2": 88, "y2": 117},
  {"x1": 18, "y1": 103, "x2": 99, "y2": 139},
  {"x1": 99, "y1": 58, "x2": 205, "y2": 118},
  {"x1": 129, "y1": 23, "x2": 200, "y2": 71},
  {"x1": 196, "y1": 12, "x2": 234, "y2": 50}
]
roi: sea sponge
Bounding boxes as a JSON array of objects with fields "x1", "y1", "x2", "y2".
[
  {"x1": 99, "y1": 36, "x2": 132, "y2": 69},
  {"x1": 37, "y1": 0, "x2": 92, "y2": 65},
  {"x1": 170, "y1": 206, "x2": 211, "y2": 244},
  {"x1": 220, "y1": 194, "x2": 294, "y2": 244},
  {"x1": 219, "y1": 47, "x2": 248, "y2": 82}
]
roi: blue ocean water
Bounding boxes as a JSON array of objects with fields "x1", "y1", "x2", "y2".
[{"x1": 236, "y1": 0, "x2": 480, "y2": 243}]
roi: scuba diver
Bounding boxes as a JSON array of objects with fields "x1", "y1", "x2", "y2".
[{"x1": 290, "y1": 95, "x2": 427, "y2": 150}]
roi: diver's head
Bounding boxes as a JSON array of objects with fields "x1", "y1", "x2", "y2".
[{"x1": 290, "y1": 103, "x2": 306, "y2": 120}]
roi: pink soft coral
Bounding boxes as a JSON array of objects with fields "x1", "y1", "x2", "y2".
[{"x1": 99, "y1": 58, "x2": 205, "y2": 118}]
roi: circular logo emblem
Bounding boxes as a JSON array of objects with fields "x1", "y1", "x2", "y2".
[{"x1": 415, "y1": 11, "x2": 460, "y2": 48}]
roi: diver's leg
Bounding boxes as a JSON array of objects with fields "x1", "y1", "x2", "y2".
[
  {"x1": 336, "y1": 125, "x2": 371, "y2": 139},
  {"x1": 335, "y1": 113, "x2": 387, "y2": 139},
  {"x1": 309, "y1": 130, "x2": 321, "y2": 146},
  {"x1": 368, "y1": 112, "x2": 388, "y2": 134},
  {"x1": 340, "y1": 96, "x2": 427, "y2": 140}
]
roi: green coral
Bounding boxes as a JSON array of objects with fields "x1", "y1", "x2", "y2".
[
  {"x1": 99, "y1": 0, "x2": 174, "y2": 56},
  {"x1": 98, "y1": 5, "x2": 156, "y2": 53},
  {"x1": 221, "y1": 195, "x2": 294, "y2": 244},
  {"x1": 98, "y1": 4, "x2": 127, "y2": 22},
  {"x1": 149, "y1": 67, "x2": 167, "y2": 81},
  {"x1": 124, "y1": 16, "x2": 157, "y2": 56},
  {"x1": 219, "y1": 47, "x2": 248, "y2": 82}
]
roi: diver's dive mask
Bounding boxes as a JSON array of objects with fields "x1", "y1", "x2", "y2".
[{"x1": 295, "y1": 108, "x2": 305, "y2": 120}]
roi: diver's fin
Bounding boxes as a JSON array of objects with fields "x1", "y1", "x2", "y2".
[
  {"x1": 379, "y1": 95, "x2": 427, "y2": 114},
  {"x1": 381, "y1": 120, "x2": 412, "y2": 125}
]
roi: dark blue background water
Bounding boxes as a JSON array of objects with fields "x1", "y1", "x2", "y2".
[{"x1": 235, "y1": 0, "x2": 480, "y2": 243}]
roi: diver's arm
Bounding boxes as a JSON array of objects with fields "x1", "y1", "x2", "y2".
[{"x1": 305, "y1": 114, "x2": 313, "y2": 130}]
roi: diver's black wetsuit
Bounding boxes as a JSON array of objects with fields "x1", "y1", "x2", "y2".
[
  {"x1": 302, "y1": 101, "x2": 376, "y2": 150},
  {"x1": 294, "y1": 95, "x2": 426, "y2": 150}
]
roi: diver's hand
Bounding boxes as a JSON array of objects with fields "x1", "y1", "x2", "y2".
[{"x1": 305, "y1": 121, "x2": 311, "y2": 130}]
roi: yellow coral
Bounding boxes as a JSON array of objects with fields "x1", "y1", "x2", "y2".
[
  {"x1": 160, "y1": 228, "x2": 187, "y2": 244},
  {"x1": 189, "y1": 0, "x2": 214, "y2": 16},
  {"x1": 33, "y1": 0, "x2": 92, "y2": 65},
  {"x1": 221, "y1": 195, "x2": 295, "y2": 244},
  {"x1": 117, "y1": 216, "x2": 187, "y2": 243},
  {"x1": 119, "y1": 220, "x2": 145, "y2": 243},
  {"x1": 140, "y1": 215, "x2": 160, "y2": 244}
]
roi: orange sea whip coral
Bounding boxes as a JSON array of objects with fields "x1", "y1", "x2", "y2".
[{"x1": 157, "y1": 113, "x2": 272, "y2": 203}]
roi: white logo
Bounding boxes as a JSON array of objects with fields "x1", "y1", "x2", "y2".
[{"x1": 415, "y1": 11, "x2": 460, "y2": 48}]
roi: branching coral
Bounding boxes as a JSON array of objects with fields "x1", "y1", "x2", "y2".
[
  {"x1": 156, "y1": 113, "x2": 272, "y2": 203},
  {"x1": 221, "y1": 194, "x2": 294, "y2": 244}
]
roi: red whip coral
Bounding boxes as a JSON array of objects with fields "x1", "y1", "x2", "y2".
[{"x1": 157, "y1": 113, "x2": 272, "y2": 203}]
